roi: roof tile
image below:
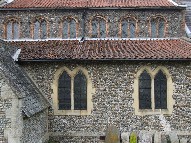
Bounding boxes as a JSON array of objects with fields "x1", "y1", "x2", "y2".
[
  {"x1": 7, "y1": 39, "x2": 191, "y2": 61},
  {"x1": 3, "y1": 0, "x2": 175, "y2": 9}
]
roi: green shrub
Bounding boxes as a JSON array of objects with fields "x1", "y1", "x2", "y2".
[{"x1": 130, "y1": 132, "x2": 137, "y2": 143}]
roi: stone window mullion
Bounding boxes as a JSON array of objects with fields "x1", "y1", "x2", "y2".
[
  {"x1": 71, "y1": 76, "x2": 74, "y2": 110},
  {"x1": 151, "y1": 77, "x2": 155, "y2": 111}
]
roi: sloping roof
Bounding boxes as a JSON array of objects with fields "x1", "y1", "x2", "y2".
[
  {"x1": 2, "y1": 0, "x2": 176, "y2": 9},
  {"x1": 0, "y1": 40, "x2": 50, "y2": 117},
  {"x1": 182, "y1": 0, "x2": 191, "y2": 33},
  {"x1": 8, "y1": 39, "x2": 191, "y2": 61}
]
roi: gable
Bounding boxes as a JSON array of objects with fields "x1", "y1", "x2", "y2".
[{"x1": 0, "y1": 39, "x2": 50, "y2": 117}]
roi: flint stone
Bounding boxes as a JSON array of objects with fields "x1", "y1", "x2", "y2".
[
  {"x1": 139, "y1": 131, "x2": 153, "y2": 143},
  {"x1": 105, "y1": 125, "x2": 120, "y2": 143},
  {"x1": 121, "y1": 132, "x2": 130, "y2": 143}
]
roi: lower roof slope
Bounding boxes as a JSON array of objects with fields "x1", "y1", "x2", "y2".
[
  {"x1": 0, "y1": 40, "x2": 50, "y2": 117},
  {"x1": 8, "y1": 39, "x2": 191, "y2": 61},
  {"x1": 2, "y1": 0, "x2": 176, "y2": 9}
]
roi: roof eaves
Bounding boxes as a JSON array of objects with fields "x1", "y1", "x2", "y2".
[{"x1": 0, "y1": 6, "x2": 185, "y2": 11}]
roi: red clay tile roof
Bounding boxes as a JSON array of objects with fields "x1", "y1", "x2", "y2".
[
  {"x1": 8, "y1": 39, "x2": 191, "y2": 61},
  {"x1": 3, "y1": 0, "x2": 176, "y2": 9}
]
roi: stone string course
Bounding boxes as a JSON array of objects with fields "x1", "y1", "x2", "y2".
[
  {"x1": 0, "y1": 9, "x2": 185, "y2": 39},
  {"x1": 22, "y1": 61, "x2": 191, "y2": 142}
]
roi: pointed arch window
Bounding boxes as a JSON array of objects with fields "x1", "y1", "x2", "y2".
[
  {"x1": 54, "y1": 68, "x2": 91, "y2": 115},
  {"x1": 121, "y1": 18, "x2": 136, "y2": 38},
  {"x1": 74, "y1": 72, "x2": 87, "y2": 110},
  {"x1": 151, "y1": 17, "x2": 165, "y2": 38},
  {"x1": 6, "y1": 20, "x2": 19, "y2": 40},
  {"x1": 154, "y1": 70, "x2": 167, "y2": 109},
  {"x1": 92, "y1": 16, "x2": 106, "y2": 38},
  {"x1": 58, "y1": 71, "x2": 71, "y2": 110},
  {"x1": 139, "y1": 70, "x2": 151, "y2": 109},
  {"x1": 33, "y1": 19, "x2": 47, "y2": 39},
  {"x1": 62, "y1": 18, "x2": 77, "y2": 39}
]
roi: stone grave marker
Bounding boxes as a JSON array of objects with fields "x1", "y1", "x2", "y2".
[
  {"x1": 139, "y1": 131, "x2": 153, "y2": 143},
  {"x1": 121, "y1": 132, "x2": 130, "y2": 143},
  {"x1": 161, "y1": 134, "x2": 171, "y2": 143},
  {"x1": 105, "y1": 125, "x2": 120, "y2": 143},
  {"x1": 169, "y1": 132, "x2": 179, "y2": 143}
]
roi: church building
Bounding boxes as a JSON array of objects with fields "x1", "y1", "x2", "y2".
[{"x1": 0, "y1": 0, "x2": 191, "y2": 142}]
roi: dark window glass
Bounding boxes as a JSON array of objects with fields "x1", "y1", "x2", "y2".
[
  {"x1": 92, "y1": 19, "x2": 98, "y2": 38},
  {"x1": 70, "y1": 19, "x2": 76, "y2": 38},
  {"x1": 58, "y1": 71, "x2": 71, "y2": 110},
  {"x1": 158, "y1": 19, "x2": 165, "y2": 38},
  {"x1": 122, "y1": 20, "x2": 128, "y2": 38},
  {"x1": 34, "y1": 21, "x2": 40, "y2": 39},
  {"x1": 139, "y1": 70, "x2": 151, "y2": 109},
  {"x1": 7, "y1": 22, "x2": 12, "y2": 40},
  {"x1": 74, "y1": 71, "x2": 87, "y2": 110},
  {"x1": 41, "y1": 20, "x2": 47, "y2": 39},
  {"x1": 154, "y1": 70, "x2": 167, "y2": 109},
  {"x1": 100, "y1": 19, "x2": 106, "y2": 38},
  {"x1": 129, "y1": 20, "x2": 135, "y2": 38},
  {"x1": 62, "y1": 20, "x2": 68, "y2": 39},
  {"x1": 151, "y1": 19, "x2": 156, "y2": 38},
  {"x1": 13, "y1": 22, "x2": 19, "y2": 39}
]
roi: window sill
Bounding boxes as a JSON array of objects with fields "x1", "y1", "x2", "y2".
[
  {"x1": 136, "y1": 109, "x2": 171, "y2": 116},
  {"x1": 54, "y1": 109, "x2": 91, "y2": 116}
]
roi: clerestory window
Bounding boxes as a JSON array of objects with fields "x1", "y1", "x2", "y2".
[
  {"x1": 150, "y1": 17, "x2": 165, "y2": 38},
  {"x1": 121, "y1": 18, "x2": 136, "y2": 38},
  {"x1": 62, "y1": 18, "x2": 77, "y2": 39},
  {"x1": 5, "y1": 19, "x2": 19, "y2": 40},
  {"x1": 91, "y1": 16, "x2": 106, "y2": 38},
  {"x1": 33, "y1": 19, "x2": 47, "y2": 39}
]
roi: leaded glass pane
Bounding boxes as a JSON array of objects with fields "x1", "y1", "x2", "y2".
[
  {"x1": 58, "y1": 71, "x2": 71, "y2": 110},
  {"x1": 70, "y1": 19, "x2": 76, "y2": 38},
  {"x1": 158, "y1": 19, "x2": 165, "y2": 38},
  {"x1": 13, "y1": 22, "x2": 19, "y2": 39},
  {"x1": 139, "y1": 70, "x2": 151, "y2": 109},
  {"x1": 129, "y1": 20, "x2": 135, "y2": 38},
  {"x1": 34, "y1": 21, "x2": 40, "y2": 39},
  {"x1": 151, "y1": 19, "x2": 156, "y2": 38},
  {"x1": 41, "y1": 20, "x2": 47, "y2": 39},
  {"x1": 74, "y1": 72, "x2": 87, "y2": 110},
  {"x1": 154, "y1": 70, "x2": 167, "y2": 109},
  {"x1": 7, "y1": 22, "x2": 12, "y2": 40},
  {"x1": 100, "y1": 19, "x2": 106, "y2": 38},
  {"x1": 92, "y1": 19, "x2": 98, "y2": 38},
  {"x1": 62, "y1": 20, "x2": 68, "y2": 39},
  {"x1": 122, "y1": 20, "x2": 128, "y2": 38}
]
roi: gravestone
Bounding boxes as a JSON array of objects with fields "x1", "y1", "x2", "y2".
[
  {"x1": 161, "y1": 134, "x2": 171, "y2": 143},
  {"x1": 121, "y1": 132, "x2": 130, "y2": 143},
  {"x1": 169, "y1": 132, "x2": 179, "y2": 143},
  {"x1": 154, "y1": 132, "x2": 162, "y2": 143},
  {"x1": 179, "y1": 138, "x2": 188, "y2": 143},
  {"x1": 105, "y1": 125, "x2": 120, "y2": 143},
  {"x1": 139, "y1": 131, "x2": 153, "y2": 143},
  {"x1": 130, "y1": 132, "x2": 137, "y2": 143}
]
